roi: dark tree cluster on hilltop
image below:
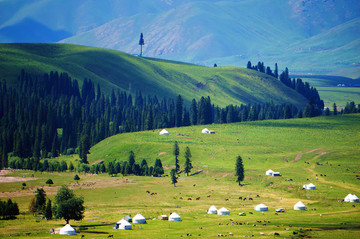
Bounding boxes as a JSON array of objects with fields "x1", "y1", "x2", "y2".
[{"x1": 247, "y1": 61, "x2": 324, "y2": 116}]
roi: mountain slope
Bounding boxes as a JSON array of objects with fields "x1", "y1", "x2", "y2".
[
  {"x1": 1, "y1": 0, "x2": 359, "y2": 76},
  {"x1": 0, "y1": 43, "x2": 307, "y2": 107}
]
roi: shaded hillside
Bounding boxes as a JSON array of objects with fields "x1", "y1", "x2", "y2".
[{"x1": 0, "y1": 43, "x2": 308, "y2": 107}]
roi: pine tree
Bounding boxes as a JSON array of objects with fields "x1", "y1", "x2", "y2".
[
  {"x1": 128, "y1": 151, "x2": 135, "y2": 174},
  {"x1": 170, "y1": 169, "x2": 178, "y2": 187},
  {"x1": 175, "y1": 95, "x2": 183, "y2": 127},
  {"x1": 108, "y1": 162, "x2": 115, "y2": 176},
  {"x1": 45, "y1": 199, "x2": 52, "y2": 219},
  {"x1": 235, "y1": 155, "x2": 244, "y2": 185},
  {"x1": 139, "y1": 33, "x2": 145, "y2": 56},
  {"x1": 274, "y1": 63, "x2": 278, "y2": 78},
  {"x1": 190, "y1": 99, "x2": 198, "y2": 125},
  {"x1": 34, "y1": 188, "x2": 46, "y2": 213},
  {"x1": 173, "y1": 141, "x2": 180, "y2": 173},
  {"x1": 333, "y1": 103, "x2": 337, "y2": 115},
  {"x1": 184, "y1": 146, "x2": 193, "y2": 176},
  {"x1": 79, "y1": 134, "x2": 90, "y2": 164},
  {"x1": 74, "y1": 174, "x2": 80, "y2": 184}
]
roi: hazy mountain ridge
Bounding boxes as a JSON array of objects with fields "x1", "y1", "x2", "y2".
[{"x1": 0, "y1": 0, "x2": 359, "y2": 77}]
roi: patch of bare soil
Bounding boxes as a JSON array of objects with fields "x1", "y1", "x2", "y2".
[
  {"x1": 158, "y1": 152, "x2": 167, "y2": 156},
  {"x1": 292, "y1": 148, "x2": 322, "y2": 162},
  {"x1": 91, "y1": 159, "x2": 104, "y2": 165}
]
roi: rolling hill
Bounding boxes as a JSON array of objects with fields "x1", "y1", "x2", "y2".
[
  {"x1": 0, "y1": 43, "x2": 308, "y2": 107},
  {"x1": 0, "y1": 0, "x2": 359, "y2": 77}
]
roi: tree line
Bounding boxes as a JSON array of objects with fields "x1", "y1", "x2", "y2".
[{"x1": 1, "y1": 69, "x2": 357, "y2": 169}]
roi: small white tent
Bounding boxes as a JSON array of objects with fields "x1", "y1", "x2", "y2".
[
  {"x1": 344, "y1": 193, "x2": 353, "y2": 202},
  {"x1": 159, "y1": 129, "x2": 169, "y2": 135},
  {"x1": 266, "y1": 169, "x2": 274, "y2": 176},
  {"x1": 133, "y1": 213, "x2": 146, "y2": 224},
  {"x1": 169, "y1": 212, "x2": 181, "y2": 221},
  {"x1": 60, "y1": 224, "x2": 75, "y2": 235},
  {"x1": 207, "y1": 205, "x2": 218, "y2": 214},
  {"x1": 350, "y1": 194, "x2": 359, "y2": 203},
  {"x1": 217, "y1": 207, "x2": 230, "y2": 215},
  {"x1": 117, "y1": 219, "x2": 132, "y2": 230},
  {"x1": 254, "y1": 204, "x2": 268, "y2": 211},
  {"x1": 202, "y1": 128, "x2": 210, "y2": 134},
  {"x1": 303, "y1": 183, "x2": 316, "y2": 190},
  {"x1": 294, "y1": 201, "x2": 306, "y2": 210}
]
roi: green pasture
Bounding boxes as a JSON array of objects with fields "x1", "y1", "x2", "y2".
[
  {"x1": 0, "y1": 115, "x2": 359, "y2": 238},
  {"x1": 0, "y1": 43, "x2": 306, "y2": 107}
]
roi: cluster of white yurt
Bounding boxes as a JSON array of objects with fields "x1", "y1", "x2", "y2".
[
  {"x1": 294, "y1": 201, "x2": 306, "y2": 210},
  {"x1": 303, "y1": 183, "x2": 316, "y2": 190},
  {"x1": 254, "y1": 203, "x2": 268, "y2": 211},
  {"x1": 207, "y1": 205, "x2": 218, "y2": 214},
  {"x1": 169, "y1": 212, "x2": 181, "y2": 221},
  {"x1": 265, "y1": 169, "x2": 274, "y2": 176},
  {"x1": 60, "y1": 224, "x2": 76, "y2": 235},
  {"x1": 217, "y1": 207, "x2": 230, "y2": 215},
  {"x1": 159, "y1": 129, "x2": 169, "y2": 135},
  {"x1": 344, "y1": 194, "x2": 359, "y2": 202},
  {"x1": 133, "y1": 213, "x2": 146, "y2": 224}
]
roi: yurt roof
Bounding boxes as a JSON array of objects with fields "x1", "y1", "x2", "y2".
[
  {"x1": 209, "y1": 205, "x2": 218, "y2": 210},
  {"x1": 351, "y1": 194, "x2": 359, "y2": 200},
  {"x1": 169, "y1": 212, "x2": 180, "y2": 218},
  {"x1": 218, "y1": 207, "x2": 229, "y2": 212},
  {"x1": 308, "y1": 183, "x2": 315, "y2": 187},
  {"x1": 266, "y1": 169, "x2": 274, "y2": 172},
  {"x1": 133, "y1": 213, "x2": 146, "y2": 220},
  {"x1": 117, "y1": 219, "x2": 131, "y2": 225},
  {"x1": 60, "y1": 224, "x2": 75, "y2": 234},
  {"x1": 294, "y1": 201, "x2": 306, "y2": 207},
  {"x1": 256, "y1": 203, "x2": 267, "y2": 208}
]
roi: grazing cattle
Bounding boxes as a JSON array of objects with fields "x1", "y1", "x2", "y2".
[
  {"x1": 249, "y1": 212, "x2": 253, "y2": 214},
  {"x1": 179, "y1": 197, "x2": 183, "y2": 199},
  {"x1": 249, "y1": 198, "x2": 253, "y2": 200},
  {"x1": 196, "y1": 197, "x2": 201, "y2": 200},
  {"x1": 256, "y1": 195, "x2": 260, "y2": 197},
  {"x1": 146, "y1": 190, "x2": 150, "y2": 194},
  {"x1": 108, "y1": 235, "x2": 113, "y2": 238},
  {"x1": 275, "y1": 212, "x2": 278, "y2": 215},
  {"x1": 207, "y1": 195, "x2": 211, "y2": 198},
  {"x1": 225, "y1": 198, "x2": 229, "y2": 201},
  {"x1": 229, "y1": 232, "x2": 233, "y2": 236},
  {"x1": 188, "y1": 198, "x2": 192, "y2": 200},
  {"x1": 239, "y1": 196, "x2": 242, "y2": 200},
  {"x1": 81, "y1": 235, "x2": 85, "y2": 238},
  {"x1": 274, "y1": 232, "x2": 280, "y2": 236},
  {"x1": 243, "y1": 198, "x2": 247, "y2": 201},
  {"x1": 193, "y1": 184, "x2": 196, "y2": 187}
]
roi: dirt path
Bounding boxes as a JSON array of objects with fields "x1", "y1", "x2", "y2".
[{"x1": 293, "y1": 148, "x2": 321, "y2": 162}]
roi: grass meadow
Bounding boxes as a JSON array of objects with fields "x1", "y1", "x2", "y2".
[{"x1": 0, "y1": 114, "x2": 359, "y2": 238}]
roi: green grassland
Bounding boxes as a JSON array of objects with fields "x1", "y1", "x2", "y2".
[
  {"x1": 0, "y1": 114, "x2": 359, "y2": 238},
  {"x1": 289, "y1": 76, "x2": 360, "y2": 108},
  {"x1": 0, "y1": 43, "x2": 307, "y2": 107}
]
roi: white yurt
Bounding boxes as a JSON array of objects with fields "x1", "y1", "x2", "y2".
[
  {"x1": 344, "y1": 193, "x2": 353, "y2": 202},
  {"x1": 266, "y1": 169, "x2": 274, "y2": 176},
  {"x1": 303, "y1": 183, "x2": 316, "y2": 190},
  {"x1": 217, "y1": 207, "x2": 230, "y2": 215},
  {"x1": 294, "y1": 201, "x2": 306, "y2": 210},
  {"x1": 254, "y1": 203, "x2": 268, "y2": 211},
  {"x1": 169, "y1": 212, "x2": 181, "y2": 221},
  {"x1": 202, "y1": 128, "x2": 210, "y2": 134},
  {"x1": 159, "y1": 129, "x2": 169, "y2": 135},
  {"x1": 133, "y1": 213, "x2": 146, "y2": 224},
  {"x1": 117, "y1": 219, "x2": 132, "y2": 230},
  {"x1": 207, "y1": 205, "x2": 218, "y2": 214},
  {"x1": 59, "y1": 224, "x2": 76, "y2": 235},
  {"x1": 350, "y1": 194, "x2": 359, "y2": 203}
]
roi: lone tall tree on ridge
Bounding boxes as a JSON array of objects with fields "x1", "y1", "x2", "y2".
[{"x1": 139, "y1": 33, "x2": 145, "y2": 56}]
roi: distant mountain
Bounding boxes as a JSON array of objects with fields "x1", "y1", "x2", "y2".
[
  {"x1": 0, "y1": 43, "x2": 308, "y2": 107},
  {"x1": 0, "y1": 0, "x2": 359, "y2": 77}
]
